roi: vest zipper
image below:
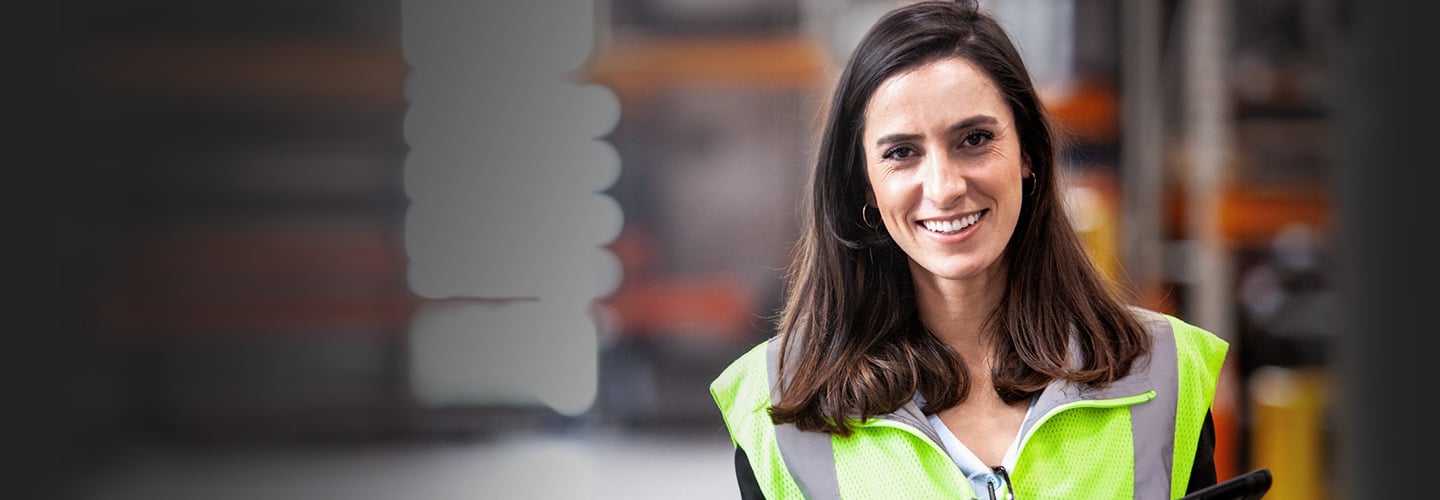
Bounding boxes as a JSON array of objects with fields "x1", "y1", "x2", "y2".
[
  {"x1": 1012, "y1": 390, "x2": 1157, "y2": 462},
  {"x1": 858, "y1": 391, "x2": 1154, "y2": 499}
]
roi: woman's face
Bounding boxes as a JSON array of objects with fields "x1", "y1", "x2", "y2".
[{"x1": 862, "y1": 56, "x2": 1029, "y2": 288}]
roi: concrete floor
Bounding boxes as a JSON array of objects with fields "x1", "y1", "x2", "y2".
[{"x1": 76, "y1": 429, "x2": 740, "y2": 500}]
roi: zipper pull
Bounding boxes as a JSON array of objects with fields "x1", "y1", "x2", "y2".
[{"x1": 991, "y1": 466, "x2": 1016, "y2": 499}]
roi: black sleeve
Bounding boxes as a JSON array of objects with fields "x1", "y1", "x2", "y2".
[
  {"x1": 1185, "y1": 410, "x2": 1219, "y2": 493},
  {"x1": 735, "y1": 444, "x2": 766, "y2": 499}
]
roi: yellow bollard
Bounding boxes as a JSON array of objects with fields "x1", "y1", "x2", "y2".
[{"x1": 1248, "y1": 365, "x2": 1329, "y2": 500}]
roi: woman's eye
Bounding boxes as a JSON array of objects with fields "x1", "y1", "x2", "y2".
[
  {"x1": 962, "y1": 131, "x2": 994, "y2": 148},
  {"x1": 882, "y1": 146, "x2": 917, "y2": 160}
]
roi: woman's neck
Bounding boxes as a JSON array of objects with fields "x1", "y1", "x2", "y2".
[{"x1": 912, "y1": 267, "x2": 1004, "y2": 364}]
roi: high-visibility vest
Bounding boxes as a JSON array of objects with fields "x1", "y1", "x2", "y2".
[{"x1": 711, "y1": 309, "x2": 1228, "y2": 499}]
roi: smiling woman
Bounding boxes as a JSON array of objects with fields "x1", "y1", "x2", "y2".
[{"x1": 710, "y1": 1, "x2": 1230, "y2": 499}]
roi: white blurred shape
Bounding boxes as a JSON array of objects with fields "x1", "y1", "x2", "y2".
[
  {"x1": 403, "y1": 195, "x2": 622, "y2": 300},
  {"x1": 401, "y1": 83, "x2": 620, "y2": 150},
  {"x1": 400, "y1": 0, "x2": 617, "y2": 414},
  {"x1": 408, "y1": 301, "x2": 597, "y2": 416},
  {"x1": 591, "y1": 246, "x2": 624, "y2": 301}
]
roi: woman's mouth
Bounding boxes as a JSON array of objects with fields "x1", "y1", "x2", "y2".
[{"x1": 920, "y1": 210, "x2": 986, "y2": 234}]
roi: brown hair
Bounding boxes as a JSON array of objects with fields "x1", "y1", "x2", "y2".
[{"x1": 768, "y1": 0, "x2": 1150, "y2": 435}]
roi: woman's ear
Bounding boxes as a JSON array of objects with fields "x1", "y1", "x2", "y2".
[{"x1": 1022, "y1": 165, "x2": 1034, "y2": 180}]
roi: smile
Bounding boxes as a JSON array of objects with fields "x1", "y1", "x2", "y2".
[{"x1": 920, "y1": 210, "x2": 986, "y2": 234}]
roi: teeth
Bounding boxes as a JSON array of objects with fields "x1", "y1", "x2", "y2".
[{"x1": 922, "y1": 212, "x2": 981, "y2": 233}]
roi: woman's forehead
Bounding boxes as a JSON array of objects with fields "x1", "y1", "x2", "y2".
[{"x1": 863, "y1": 58, "x2": 1012, "y2": 136}]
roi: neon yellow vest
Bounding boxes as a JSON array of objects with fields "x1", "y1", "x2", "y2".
[{"x1": 711, "y1": 309, "x2": 1228, "y2": 499}]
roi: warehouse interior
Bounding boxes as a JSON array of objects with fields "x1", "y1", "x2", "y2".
[{"x1": 37, "y1": 0, "x2": 1429, "y2": 498}]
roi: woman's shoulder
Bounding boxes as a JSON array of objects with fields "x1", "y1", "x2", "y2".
[
  {"x1": 711, "y1": 338, "x2": 778, "y2": 410},
  {"x1": 1126, "y1": 306, "x2": 1229, "y2": 380},
  {"x1": 1127, "y1": 307, "x2": 1226, "y2": 346}
]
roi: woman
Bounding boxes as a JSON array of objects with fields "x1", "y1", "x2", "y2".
[{"x1": 710, "y1": 1, "x2": 1228, "y2": 499}]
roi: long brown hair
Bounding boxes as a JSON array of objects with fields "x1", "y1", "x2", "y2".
[{"x1": 768, "y1": 0, "x2": 1150, "y2": 435}]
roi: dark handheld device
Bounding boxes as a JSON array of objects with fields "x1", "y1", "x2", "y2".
[{"x1": 1178, "y1": 468, "x2": 1273, "y2": 500}]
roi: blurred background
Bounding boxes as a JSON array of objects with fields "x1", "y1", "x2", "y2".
[{"x1": 48, "y1": 0, "x2": 1352, "y2": 498}]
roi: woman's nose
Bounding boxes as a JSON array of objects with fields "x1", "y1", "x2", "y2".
[{"x1": 922, "y1": 153, "x2": 966, "y2": 208}]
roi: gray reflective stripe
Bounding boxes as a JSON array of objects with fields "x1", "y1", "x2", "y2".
[
  {"x1": 880, "y1": 400, "x2": 944, "y2": 446},
  {"x1": 1130, "y1": 311, "x2": 1179, "y2": 500},
  {"x1": 767, "y1": 341, "x2": 841, "y2": 499}
]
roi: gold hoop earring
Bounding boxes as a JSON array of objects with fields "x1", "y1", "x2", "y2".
[
  {"x1": 861, "y1": 203, "x2": 881, "y2": 229},
  {"x1": 1027, "y1": 173, "x2": 1039, "y2": 196}
]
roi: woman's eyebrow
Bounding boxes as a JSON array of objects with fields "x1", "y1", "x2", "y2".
[{"x1": 946, "y1": 115, "x2": 999, "y2": 134}]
